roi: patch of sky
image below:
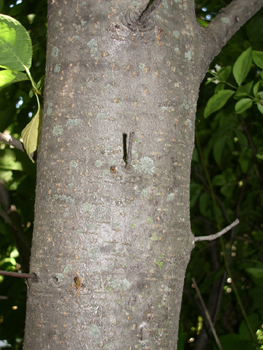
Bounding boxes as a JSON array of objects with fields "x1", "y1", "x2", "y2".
[
  {"x1": 16, "y1": 97, "x2": 23, "y2": 108},
  {"x1": 206, "y1": 14, "x2": 211, "y2": 20}
]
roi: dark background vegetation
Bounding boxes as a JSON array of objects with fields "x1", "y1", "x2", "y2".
[{"x1": 0, "y1": 0, "x2": 263, "y2": 348}]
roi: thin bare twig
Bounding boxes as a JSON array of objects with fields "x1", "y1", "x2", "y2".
[
  {"x1": 0, "y1": 270, "x2": 37, "y2": 280},
  {"x1": 138, "y1": 0, "x2": 163, "y2": 23},
  {"x1": 192, "y1": 278, "x2": 223, "y2": 350},
  {"x1": 0, "y1": 295, "x2": 26, "y2": 301},
  {"x1": 0, "y1": 132, "x2": 25, "y2": 153},
  {"x1": 194, "y1": 219, "x2": 239, "y2": 242}
]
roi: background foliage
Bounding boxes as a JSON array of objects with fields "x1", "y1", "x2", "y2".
[{"x1": 0, "y1": 0, "x2": 262, "y2": 349}]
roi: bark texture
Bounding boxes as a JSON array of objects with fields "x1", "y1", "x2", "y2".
[{"x1": 23, "y1": 0, "x2": 263, "y2": 349}]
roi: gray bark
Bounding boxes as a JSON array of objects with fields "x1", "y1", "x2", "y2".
[{"x1": 23, "y1": 0, "x2": 263, "y2": 349}]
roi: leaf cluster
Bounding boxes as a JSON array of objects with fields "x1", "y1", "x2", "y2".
[
  {"x1": 0, "y1": 0, "x2": 46, "y2": 347},
  {"x1": 180, "y1": 5, "x2": 263, "y2": 350}
]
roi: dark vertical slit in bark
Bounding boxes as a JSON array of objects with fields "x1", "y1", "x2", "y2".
[{"x1": 123, "y1": 133, "x2": 128, "y2": 164}]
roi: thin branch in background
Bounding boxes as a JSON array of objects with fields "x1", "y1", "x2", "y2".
[
  {"x1": 213, "y1": 271, "x2": 227, "y2": 323},
  {"x1": 0, "y1": 270, "x2": 37, "y2": 280},
  {"x1": 0, "y1": 132, "x2": 25, "y2": 153},
  {"x1": 192, "y1": 278, "x2": 223, "y2": 350},
  {"x1": 194, "y1": 219, "x2": 239, "y2": 242},
  {"x1": 0, "y1": 295, "x2": 26, "y2": 301},
  {"x1": 138, "y1": 0, "x2": 162, "y2": 23}
]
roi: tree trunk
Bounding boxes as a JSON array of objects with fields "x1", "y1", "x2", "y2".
[{"x1": 23, "y1": 0, "x2": 263, "y2": 349}]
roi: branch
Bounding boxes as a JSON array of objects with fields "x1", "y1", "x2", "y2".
[
  {"x1": 205, "y1": 0, "x2": 263, "y2": 60},
  {"x1": 0, "y1": 132, "x2": 25, "y2": 153},
  {"x1": 194, "y1": 219, "x2": 239, "y2": 242},
  {"x1": 0, "y1": 270, "x2": 37, "y2": 280},
  {"x1": 192, "y1": 278, "x2": 223, "y2": 350}
]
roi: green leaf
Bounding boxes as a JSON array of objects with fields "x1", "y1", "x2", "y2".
[
  {"x1": 36, "y1": 75, "x2": 45, "y2": 91},
  {"x1": 257, "y1": 102, "x2": 263, "y2": 114},
  {"x1": 213, "y1": 134, "x2": 228, "y2": 166},
  {"x1": 199, "y1": 193, "x2": 212, "y2": 218},
  {"x1": 0, "y1": 14, "x2": 32, "y2": 71},
  {"x1": 0, "y1": 69, "x2": 29, "y2": 87},
  {"x1": 190, "y1": 182, "x2": 202, "y2": 207},
  {"x1": 253, "y1": 80, "x2": 261, "y2": 96},
  {"x1": 219, "y1": 66, "x2": 232, "y2": 81},
  {"x1": 246, "y1": 268, "x2": 263, "y2": 279},
  {"x1": 238, "y1": 149, "x2": 253, "y2": 173},
  {"x1": 204, "y1": 90, "x2": 235, "y2": 118},
  {"x1": 219, "y1": 334, "x2": 256, "y2": 350},
  {"x1": 214, "y1": 82, "x2": 225, "y2": 93},
  {"x1": 234, "y1": 81, "x2": 253, "y2": 99},
  {"x1": 212, "y1": 174, "x2": 226, "y2": 186},
  {"x1": 235, "y1": 98, "x2": 253, "y2": 114},
  {"x1": 256, "y1": 153, "x2": 263, "y2": 160},
  {"x1": 233, "y1": 47, "x2": 252, "y2": 86},
  {"x1": 0, "y1": 148, "x2": 24, "y2": 171},
  {"x1": 21, "y1": 108, "x2": 42, "y2": 162},
  {"x1": 245, "y1": 268, "x2": 263, "y2": 287},
  {"x1": 252, "y1": 230, "x2": 263, "y2": 242},
  {"x1": 239, "y1": 314, "x2": 261, "y2": 342},
  {"x1": 252, "y1": 50, "x2": 263, "y2": 69},
  {"x1": 0, "y1": 148, "x2": 35, "y2": 175},
  {"x1": 196, "y1": 18, "x2": 209, "y2": 27},
  {"x1": 234, "y1": 129, "x2": 248, "y2": 146}
]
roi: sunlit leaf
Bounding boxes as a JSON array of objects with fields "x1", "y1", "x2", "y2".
[
  {"x1": 0, "y1": 148, "x2": 24, "y2": 171},
  {"x1": 0, "y1": 69, "x2": 28, "y2": 87},
  {"x1": 0, "y1": 149, "x2": 35, "y2": 176},
  {"x1": 233, "y1": 47, "x2": 252, "y2": 86},
  {"x1": 21, "y1": 108, "x2": 42, "y2": 162},
  {"x1": 204, "y1": 90, "x2": 234, "y2": 118},
  {"x1": 0, "y1": 14, "x2": 32, "y2": 71},
  {"x1": 196, "y1": 18, "x2": 209, "y2": 27}
]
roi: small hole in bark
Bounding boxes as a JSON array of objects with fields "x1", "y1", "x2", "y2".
[{"x1": 50, "y1": 275, "x2": 60, "y2": 285}]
